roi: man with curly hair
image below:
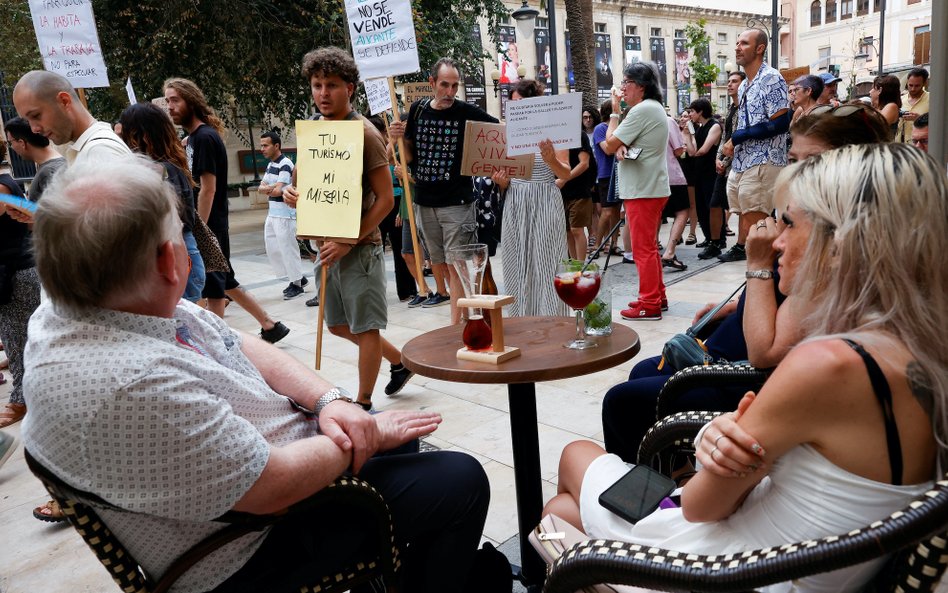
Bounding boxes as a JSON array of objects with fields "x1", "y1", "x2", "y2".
[{"x1": 284, "y1": 47, "x2": 414, "y2": 408}]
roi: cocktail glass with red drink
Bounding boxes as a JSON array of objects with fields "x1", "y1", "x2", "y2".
[{"x1": 554, "y1": 260, "x2": 601, "y2": 349}]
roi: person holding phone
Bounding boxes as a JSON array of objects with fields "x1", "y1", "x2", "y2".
[
  {"x1": 545, "y1": 143, "x2": 947, "y2": 592},
  {"x1": 602, "y1": 61, "x2": 670, "y2": 321}
]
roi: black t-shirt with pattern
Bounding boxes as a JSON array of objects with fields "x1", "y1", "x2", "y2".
[{"x1": 405, "y1": 99, "x2": 497, "y2": 207}]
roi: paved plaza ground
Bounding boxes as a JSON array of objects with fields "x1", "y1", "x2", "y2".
[{"x1": 1, "y1": 207, "x2": 942, "y2": 592}]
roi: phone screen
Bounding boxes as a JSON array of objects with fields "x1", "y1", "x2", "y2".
[{"x1": 598, "y1": 465, "x2": 676, "y2": 524}]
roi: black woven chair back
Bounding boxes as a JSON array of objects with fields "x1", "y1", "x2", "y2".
[
  {"x1": 25, "y1": 449, "x2": 152, "y2": 593},
  {"x1": 25, "y1": 449, "x2": 399, "y2": 593}
]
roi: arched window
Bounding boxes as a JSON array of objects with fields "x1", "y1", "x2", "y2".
[
  {"x1": 826, "y1": 0, "x2": 837, "y2": 23},
  {"x1": 811, "y1": 1, "x2": 822, "y2": 26},
  {"x1": 841, "y1": 0, "x2": 854, "y2": 19}
]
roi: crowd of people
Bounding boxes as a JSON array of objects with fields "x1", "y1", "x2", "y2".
[{"x1": 0, "y1": 25, "x2": 942, "y2": 593}]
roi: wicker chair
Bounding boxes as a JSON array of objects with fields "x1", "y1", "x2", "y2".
[
  {"x1": 25, "y1": 449, "x2": 400, "y2": 593},
  {"x1": 544, "y1": 411, "x2": 948, "y2": 593},
  {"x1": 654, "y1": 363, "x2": 770, "y2": 421}
]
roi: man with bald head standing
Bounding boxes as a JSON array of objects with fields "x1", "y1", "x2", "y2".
[{"x1": 13, "y1": 70, "x2": 130, "y2": 166}]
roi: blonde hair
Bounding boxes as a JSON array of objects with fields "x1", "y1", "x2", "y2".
[{"x1": 778, "y1": 143, "x2": 948, "y2": 451}]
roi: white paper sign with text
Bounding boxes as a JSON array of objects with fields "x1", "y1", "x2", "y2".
[
  {"x1": 344, "y1": 0, "x2": 419, "y2": 81},
  {"x1": 28, "y1": 0, "x2": 110, "y2": 88},
  {"x1": 505, "y1": 93, "x2": 583, "y2": 156},
  {"x1": 364, "y1": 77, "x2": 392, "y2": 115}
]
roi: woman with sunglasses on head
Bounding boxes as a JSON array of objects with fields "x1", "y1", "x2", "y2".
[
  {"x1": 870, "y1": 74, "x2": 902, "y2": 134},
  {"x1": 119, "y1": 103, "x2": 206, "y2": 303},
  {"x1": 554, "y1": 144, "x2": 948, "y2": 592},
  {"x1": 601, "y1": 103, "x2": 891, "y2": 467}
]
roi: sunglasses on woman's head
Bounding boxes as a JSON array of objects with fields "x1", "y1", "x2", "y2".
[{"x1": 808, "y1": 104, "x2": 870, "y2": 117}]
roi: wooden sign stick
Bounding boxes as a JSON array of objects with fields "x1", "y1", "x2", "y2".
[
  {"x1": 387, "y1": 77, "x2": 426, "y2": 291},
  {"x1": 314, "y1": 264, "x2": 328, "y2": 370},
  {"x1": 77, "y1": 88, "x2": 89, "y2": 109}
]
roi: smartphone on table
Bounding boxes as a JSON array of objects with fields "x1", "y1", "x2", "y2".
[{"x1": 598, "y1": 464, "x2": 677, "y2": 524}]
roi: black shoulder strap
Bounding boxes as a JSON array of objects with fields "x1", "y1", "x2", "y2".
[{"x1": 841, "y1": 338, "x2": 903, "y2": 485}]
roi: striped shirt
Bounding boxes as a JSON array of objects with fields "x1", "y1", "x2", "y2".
[{"x1": 264, "y1": 154, "x2": 295, "y2": 219}]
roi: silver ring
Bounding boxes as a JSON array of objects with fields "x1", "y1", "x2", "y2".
[
  {"x1": 756, "y1": 222, "x2": 766, "y2": 229},
  {"x1": 711, "y1": 447, "x2": 719, "y2": 459},
  {"x1": 714, "y1": 434, "x2": 725, "y2": 447}
]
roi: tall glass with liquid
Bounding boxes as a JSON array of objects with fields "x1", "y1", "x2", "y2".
[{"x1": 447, "y1": 243, "x2": 491, "y2": 351}]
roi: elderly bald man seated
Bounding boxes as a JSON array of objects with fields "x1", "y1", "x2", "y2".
[{"x1": 21, "y1": 155, "x2": 490, "y2": 593}]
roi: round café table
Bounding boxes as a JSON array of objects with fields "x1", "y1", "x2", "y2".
[{"x1": 401, "y1": 316, "x2": 640, "y2": 589}]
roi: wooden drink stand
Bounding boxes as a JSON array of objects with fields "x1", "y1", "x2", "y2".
[{"x1": 455, "y1": 295, "x2": 521, "y2": 364}]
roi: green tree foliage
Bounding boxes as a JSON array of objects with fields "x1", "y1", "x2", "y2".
[
  {"x1": 684, "y1": 19, "x2": 719, "y2": 97},
  {"x1": 2, "y1": 0, "x2": 507, "y2": 135},
  {"x1": 0, "y1": 0, "x2": 42, "y2": 83}
]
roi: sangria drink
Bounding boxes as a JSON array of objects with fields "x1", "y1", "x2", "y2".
[
  {"x1": 554, "y1": 260, "x2": 601, "y2": 349},
  {"x1": 462, "y1": 315, "x2": 492, "y2": 351},
  {"x1": 448, "y1": 243, "x2": 492, "y2": 351}
]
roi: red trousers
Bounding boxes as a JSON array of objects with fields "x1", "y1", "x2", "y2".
[{"x1": 624, "y1": 197, "x2": 668, "y2": 309}]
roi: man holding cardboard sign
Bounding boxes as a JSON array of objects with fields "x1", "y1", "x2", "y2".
[
  {"x1": 284, "y1": 47, "x2": 412, "y2": 409},
  {"x1": 388, "y1": 58, "x2": 497, "y2": 324}
]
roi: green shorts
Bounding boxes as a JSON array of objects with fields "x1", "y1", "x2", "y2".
[{"x1": 324, "y1": 244, "x2": 387, "y2": 334}]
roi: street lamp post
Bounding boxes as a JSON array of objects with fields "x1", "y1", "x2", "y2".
[
  {"x1": 511, "y1": 0, "x2": 558, "y2": 95},
  {"x1": 878, "y1": 0, "x2": 886, "y2": 75}
]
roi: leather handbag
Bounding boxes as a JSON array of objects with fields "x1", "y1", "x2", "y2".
[
  {"x1": 192, "y1": 217, "x2": 230, "y2": 274},
  {"x1": 658, "y1": 282, "x2": 746, "y2": 372},
  {"x1": 528, "y1": 514, "x2": 621, "y2": 593}
]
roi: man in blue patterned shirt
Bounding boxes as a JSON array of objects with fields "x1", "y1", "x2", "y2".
[
  {"x1": 720, "y1": 29, "x2": 789, "y2": 263},
  {"x1": 257, "y1": 131, "x2": 307, "y2": 300}
]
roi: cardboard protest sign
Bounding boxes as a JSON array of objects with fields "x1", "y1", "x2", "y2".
[
  {"x1": 295, "y1": 120, "x2": 364, "y2": 240},
  {"x1": 505, "y1": 92, "x2": 583, "y2": 156},
  {"x1": 344, "y1": 0, "x2": 419, "y2": 81},
  {"x1": 28, "y1": 0, "x2": 110, "y2": 88},
  {"x1": 364, "y1": 77, "x2": 392, "y2": 115},
  {"x1": 402, "y1": 82, "x2": 433, "y2": 104},
  {"x1": 460, "y1": 122, "x2": 533, "y2": 179}
]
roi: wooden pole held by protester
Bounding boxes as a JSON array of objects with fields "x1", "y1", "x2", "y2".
[
  {"x1": 77, "y1": 88, "x2": 88, "y2": 109},
  {"x1": 383, "y1": 114, "x2": 427, "y2": 295},
  {"x1": 387, "y1": 78, "x2": 426, "y2": 293},
  {"x1": 315, "y1": 264, "x2": 328, "y2": 369}
]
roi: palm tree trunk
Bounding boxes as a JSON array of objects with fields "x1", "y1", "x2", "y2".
[{"x1": 563, "y1": 0, "x2": 596, "y2": 111}]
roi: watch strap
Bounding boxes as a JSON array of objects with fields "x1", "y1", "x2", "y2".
[{"x1": 314, "y1": 387, "x2": 353, "y2": 416}]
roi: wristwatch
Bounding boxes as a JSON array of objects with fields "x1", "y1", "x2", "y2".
[
  {"x1": 745, "y1": 269, "x2": 774, "y2": 280},
  {"x1": 314, "y1": 387, "x2": 353, "y2": 416}
]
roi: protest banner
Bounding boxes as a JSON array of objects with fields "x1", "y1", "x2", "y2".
[
  {"x1": 294, "y1": 120, "x2": 364, "y2": 240},
  {"x1": 402, "y1": 82, "x2": 433, "y2": 104},
  {"x1": 344, "y1": 0, "x2": 419, "y2": 81},
  {"x1": 28, "y1": 0, "x2": 110, "y2": 88},
  {"x1": 364, "y1": 77, "x2": 392, "y2": 115},
  {"x1": 505, "y1": 92, "x2": 583, "y2": 156},
  {"x1": 460, "y1": 121, "x2": 533, "y2": 179}
]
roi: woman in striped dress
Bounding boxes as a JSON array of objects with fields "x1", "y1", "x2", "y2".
[{"x1": 493, "y1": 79, "x2": 571, "y2": 317}]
